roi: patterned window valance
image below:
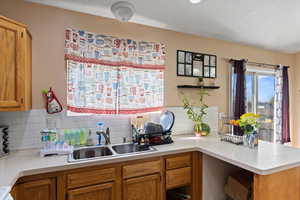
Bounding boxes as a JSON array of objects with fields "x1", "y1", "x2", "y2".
[{"x1": 65, "y1": 28, "x2": 166, "y2": 114}]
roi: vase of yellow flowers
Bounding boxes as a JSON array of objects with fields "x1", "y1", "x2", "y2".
[{"x1": 230, "y1": 113, "x2": 261, "y2": 148}]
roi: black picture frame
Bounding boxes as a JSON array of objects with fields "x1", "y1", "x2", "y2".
[{"x1": 176, "y1": 50, "x2": 217, "y2": 78}]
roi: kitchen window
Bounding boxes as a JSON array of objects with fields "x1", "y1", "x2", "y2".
[
  {"x1": 65, "y1": 29, "x2": 166, "y2": 115},
  {"x1": 230, "y1": 65, "x2": 276, "y2": 142}
]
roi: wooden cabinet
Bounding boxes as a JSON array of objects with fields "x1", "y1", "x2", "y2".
[
  {"x1": 68, "y1": 182, "x2": 115, "y2": 200},
  {"x1": 123, "y1": 174, "x2": 161, "y2": 200},
  {"x1": 18, "y1": 178, "x2": 56, "y2": 200},
  {"x1": 67, "y1": 167, "x2": 116, "y2": 189},
  {"x1": 166, "y1": 167, "x2": 192, "y2": 189},
  {"x1": 122, "y1": 159, "x2": 162, "y2": 200},
  {"x1": 253, "y1": 167, "x2": 300, "y2": 200},
  {"x1": 0, "y1": 16, "x2": 32, "y2": 111},
  {"x1": 165, "y1": 152, "x2": 202, "y2": 200},
  {"x1": 166, "y1": 153, "x2": 191, "y2": 170},
  {"x1": 123, "y1": 160, "x2": 161, "y2": 179},
  {"x1": 12, "y1": 152, "x2": 202, "y2": 200}
]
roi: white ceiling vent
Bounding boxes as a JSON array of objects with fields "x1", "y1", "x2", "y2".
[{"x1": 111, "y1": 1, "x2": 135, "y2": 22}]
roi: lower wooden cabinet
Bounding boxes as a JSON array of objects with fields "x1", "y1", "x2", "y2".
[
  {"x1": 12, "y1": 152, "x2": 202, "y2": 200},
  {"x1": 123, "y1": 174, "x2": 161, "y2": 200},
  {"x1": 18, "y1": 178, "x2": 56, "y2": 200},
  {"x1": 68, "y1": 182, "x2": 115, "y2": 200},
  {"x1": 166, "y1": 167, "x2": 192, "y2": 189}
]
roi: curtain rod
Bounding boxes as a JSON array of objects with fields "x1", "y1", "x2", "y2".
[{"x1": 223, "y1": 58, "x2": 289, "y2": 68}]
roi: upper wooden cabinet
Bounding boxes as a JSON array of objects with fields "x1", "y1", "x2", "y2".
[{"x1": 0, "y1": 16, "x2": 32, "y2": 111}]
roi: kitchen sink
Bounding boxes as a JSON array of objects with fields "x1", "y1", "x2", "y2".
[
  {"x1": 68, "y1": 143, "x2": 157, "y2": 162},
  {"x1": 112, "y1": 143, "x2": 156, "y2": 154},
  {"x1": 69, "y1": 146, "x2": 115, "y2": 162}
]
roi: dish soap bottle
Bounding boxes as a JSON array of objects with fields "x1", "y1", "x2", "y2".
[
  {"x1": 86, "y1": 129, "x2": 94, "y2": 146},
  {"x1": 96, "y1": 122, "x2": 105, "y2": 145}
]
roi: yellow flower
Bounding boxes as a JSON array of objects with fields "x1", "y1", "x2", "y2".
[
  {"x1": 241, "y1": 113, "x2": 260, "y2": 119},
  {"x1": 229, "y1": 120, "x2": 235, "y2": 125},
  {"x1": 229, "y1": 120, "x2": 239, "y2": 126},
  {"x1": 254, "y1": 114, "x2": 260, "y2": 118}
]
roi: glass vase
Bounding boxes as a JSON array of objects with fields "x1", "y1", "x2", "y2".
[
  {"x1": 194, "y1": 123, "x2": 210, "y2": 137},
  {"x1": 244, "y1": 131, "x2": 258, "y2": 148}
]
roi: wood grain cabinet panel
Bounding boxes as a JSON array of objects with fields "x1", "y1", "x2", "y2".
[
  {"x1": 68, "y1": 182, "x2": 115, "y2": 200},
  {"x1": 166, "y1": 153, "x2": 191, "y2": 170},
  {"x1": 67, "y1": 167, "x2": 116, "y2": 189},
  {"x1": 0, "y1": 16, "x2": 31, "y2": 111},
  {"x1": 123, "y1": 160, "x2": 161, "y2": 179},
  {"x1": 18, "y1": 178, "x2": 56, "y2": 200},
  {"x1": 12, "y1": 152, "x2": 202, "y2": 200},
  {"x1": 253, "y1": 167, "x2": 300, "y2": 200},
  {"x1": 166, "y1": 167, "x2": 192, "y2": 189},
  {"x1": 123, "y1": 174, "x2": 161, "y2": 200}
]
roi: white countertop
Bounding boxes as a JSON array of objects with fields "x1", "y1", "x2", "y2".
[{"x1": 1, "y1": 134, "x2": 300, "y2": 191}]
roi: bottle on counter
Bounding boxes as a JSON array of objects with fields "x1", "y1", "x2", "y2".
[
  {"x1": 86, "y1": 129, "x2": 94, "y2": 146},
  {"x1": 96, "y1": 122, "x2": 105, "y2": 145}
]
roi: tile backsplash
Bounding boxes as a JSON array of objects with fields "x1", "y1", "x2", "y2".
[{"x1": 0, "y1": 107, "x2": 218, "y2": 150}]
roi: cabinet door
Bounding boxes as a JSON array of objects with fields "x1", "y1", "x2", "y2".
[
  {"x1": 123, "y1": 174, "x2": 161, "y2": 200},
  {"x1": 0, "y1": 17, "x2": 25, "y2": 109},
  {"x1": 68, "y1": 182, "x2": 115, "y2": 200},
  {"x1": 166, "y1": 167, "x2": 192, "y2": 189},
  {"x1": 19, "y1": 178, "x2": 56, "y2": 200}
]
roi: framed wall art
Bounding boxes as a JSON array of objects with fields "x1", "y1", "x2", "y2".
[{"x1": 177, "y1": 50, "x2": 217, "y2": 78}]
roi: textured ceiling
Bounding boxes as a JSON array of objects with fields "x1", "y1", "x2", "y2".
[{"x1": 26, "y1": 0, "x2": 300, "y2": 53}]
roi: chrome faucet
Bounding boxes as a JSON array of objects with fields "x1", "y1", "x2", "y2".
[{"x1": 96, "y1": 128, "x2": 111, "y2": 145}]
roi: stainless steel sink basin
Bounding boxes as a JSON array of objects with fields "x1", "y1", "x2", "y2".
[
  {"x1": 112, "y1": 143, "x2": 155, "y2": 154},
  {"x1": 68, "y1": 143, "x2": 157, "y2": 162},
  {"x1": 69, "y1": 146, "x2": 115, "y2": 162}
]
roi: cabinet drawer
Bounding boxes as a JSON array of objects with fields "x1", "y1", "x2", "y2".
[
  {"x1": 166, "y1": 167, "x2": 191, "y2": 189},
  {"x1": 68, "y1": 182, "x2": 115, "y2": 200},
  {"x1": 67, "y1": 168, "x2": 116, "y2": 189},
  {"x1": 123, "y1": 160, "x2": 161, "y2": 179},
  {"x1": 166, "y1": 154, "x2": 191, "y2": 170}
]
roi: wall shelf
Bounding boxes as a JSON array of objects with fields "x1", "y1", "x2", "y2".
[{"x1": 177, "y1": 85, "x2": 220, "y2": 89}]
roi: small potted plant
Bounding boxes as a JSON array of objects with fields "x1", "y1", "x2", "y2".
[
  {"x1": 230, "y1": 113, "x2": 261, "y2": 148},
  {"x1": 182, "y1": 88, "x2": 210, "y2": 137},
  {"x1": 198, "y1": 76, "x2": 204, "y2": 86}
]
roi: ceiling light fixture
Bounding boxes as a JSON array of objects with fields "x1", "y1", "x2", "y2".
[
  {"x1": 190, "y1": 0, "x2": 202, "y2": 4},
  {"x1": 111, "y1": 1, "x2": 135, "y2": 22}
]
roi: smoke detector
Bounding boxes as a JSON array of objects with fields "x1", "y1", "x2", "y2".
[{"x1": 111, "y1": 1, "x2": 135, "y2": 22}]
